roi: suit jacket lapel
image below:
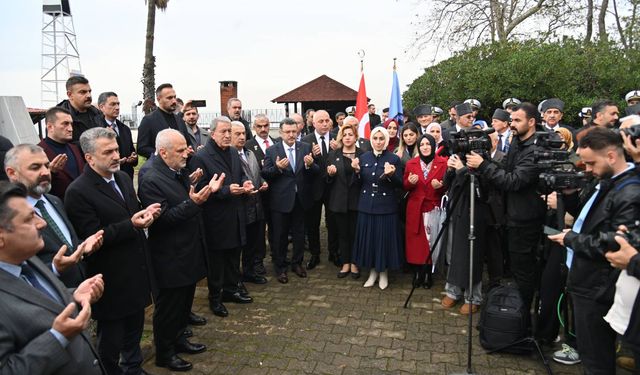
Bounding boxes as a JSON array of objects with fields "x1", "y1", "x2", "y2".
[
  {"x1": 85, "y1": 166, "x2": 128, "y2": 209},
  {"x1": 44, "y1": 194, "x2": 78, "y2": 247},
  {"x1": 0, "y1": 261, "x2": 66, "y2": 315},
  {"x1": 295, "y1": 143, "x2": 305, "y2": 174}
]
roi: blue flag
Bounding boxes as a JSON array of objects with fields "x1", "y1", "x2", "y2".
[{"x1": 389, "y1": 68, "x2": 403, "y2": 126}]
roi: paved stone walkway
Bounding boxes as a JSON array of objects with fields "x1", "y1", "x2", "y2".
[{"x1": 138, "y1": 255, "x2": 603, "y2": 375}]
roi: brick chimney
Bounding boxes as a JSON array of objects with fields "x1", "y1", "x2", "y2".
[{"x1": 219, "y1": 81, "x2": 238, "y2": 116}]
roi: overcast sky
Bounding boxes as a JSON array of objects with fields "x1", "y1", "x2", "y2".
[{"x1": 1, "y1": 0, "x2": 436, "y2": 115}]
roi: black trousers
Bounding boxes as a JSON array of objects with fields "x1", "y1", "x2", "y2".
[
  {"x1": 333, "y1": 210, "x2": 358, "y2": 265},
  {"x1": 271, "y1": 198, "x2": 305, "y2": 274},
  {"x1": 207, "y1": 246, "x2": 242, "y2": 300},
  {"x1": 96, "y1": 309, "x2": 145, "y2": 375},
  {"x1": 485, "y1": 224, "x2": 505, "y2": 284},
  {"x1": 305, "y1": 196, "x2": 338, "y2": 258},
  {"x1": 535, "y1": 243, "x2": 567, "y2": 343},
  {"x1": 507, "y1": 224, "x2": 542, "y2": 321},
  {"x1": 154, "y1": 284, "x2": 194, "y2": 360},
  {"x1": 260, "y1": 193, "x2": 274, "y2": 261},
  {"x1": 243, "y1": 219, "x2": 265, "y2": 276},
  {"x1": 572, "y1": 294, "x2": 616, "y2": 374}
]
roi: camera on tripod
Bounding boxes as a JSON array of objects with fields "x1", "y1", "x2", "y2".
[
  {"x1": 534, "y1": 131, "x2": 590, "y2": 192},
  {"x1": 444, "y1": 128, "x2": 493, "y2": 159},
  {"x1": 603, "y1": 221, "x2": 640, "y2": 251}
]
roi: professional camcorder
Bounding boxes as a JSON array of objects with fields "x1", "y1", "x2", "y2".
[
  {"x1": 442, "y1": 128, "x2": 493, "y2": 159},
  {"x1": 621, "y1": 124, "x2": 640, "y2": 143},
  {"x1": 534, "y1": 131, "x2": 590, "y2": 192}
]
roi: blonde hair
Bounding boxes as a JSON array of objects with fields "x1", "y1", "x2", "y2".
[
  {"x1": 555, "y1": 127, "x2": 574, "y2": 150},
  {"x1": 336, "y1": 121, "x2": 359, "y2": 148}
]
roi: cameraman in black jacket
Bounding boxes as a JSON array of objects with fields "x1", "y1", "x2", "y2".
[
  {"x1": 548, "y1": 128, "x2": 640, "y2": 374},
  {"x1": 466, "y1": 102, "x2": 546, "y2": 323}
]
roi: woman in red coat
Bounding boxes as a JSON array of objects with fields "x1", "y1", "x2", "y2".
[{"x1": 403, "y1": 134, "x2": 448, "y2": 288}]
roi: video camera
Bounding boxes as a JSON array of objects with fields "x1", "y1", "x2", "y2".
[
  {"x1": 534, "y1": 131, "x2": 590, "y2": 193},
  {"x1": 621, "y1": 124, "x2": 640, "y2": 143},
  {"x1": 603, "y1": 221, "x2": 640, "y2": 251},
  {"x1": 440, "y1": 128, "x2": 493, "y2": 160}
]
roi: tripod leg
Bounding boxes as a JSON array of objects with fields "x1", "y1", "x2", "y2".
[
  {"x1": 531, "y1": 339, "x2": 553, "y2": 375},
  {"x1": 403, "y1": 283, "x2": 418, "y2": 308}
]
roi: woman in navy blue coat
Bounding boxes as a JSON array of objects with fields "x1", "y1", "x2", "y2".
[{"x1": 352, "y1": 127, "x2": 404, "y2": 289}]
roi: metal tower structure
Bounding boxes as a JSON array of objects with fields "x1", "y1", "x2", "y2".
[{"x1": 41, "y1": 0, "x2": 82, "y2": 107}]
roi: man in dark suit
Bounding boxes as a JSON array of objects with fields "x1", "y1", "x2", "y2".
[
  {"x1": 261, "y1": 118, "x2": 318, "y2": 283},
  {"x1": 98, "y1": 92, "x2": 138, "y2": 179},
  {"x1": 302, "y1": 110, "x2": 339, "y2": 269},
  {"x1": 231, "y1": 122, "x2": 269, "y2": 285},
  {"x1": 137, "y1": 83, "x2": 188, "y2": 158},
  {"x1": 5, "y1": 144, "x2": 103, "y2": 287},
  {"x1": 139, "y1": 129, "x2": 224, "y2": 371},
  {"x1": 245, "y1": 114, "x2": 278, "y2": 275},
  {"x1": 65, "y1": 127, "x2": 161, "y2": 375},
  {"x1": 226, "y1": 98, "x2": 253, "y2": 140},
  {"x1": 368, "y1": 104, "x2": 382, "y2": 129},
  {"x1": 190, "y1": 117, "x2": 255, "y2": 318},
  {"x1": 38, "y1": 107, "x2": 85, "y2": 201},
  {"x1": 0, "y1": 182, "x2": 105, "y2": 375}
]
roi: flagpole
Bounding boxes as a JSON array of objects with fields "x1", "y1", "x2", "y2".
[{"x1": 393, "y1": 57, "x2": 397, "y2": 70}]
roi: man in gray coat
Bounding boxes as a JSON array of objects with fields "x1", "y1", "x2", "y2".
[{"x1": 0, "y1": 181, "x2": 105, "y2": 374}]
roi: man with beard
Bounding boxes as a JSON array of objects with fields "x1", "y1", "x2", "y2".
[
  {"x1": 37, "y1": 107, "x2": 85, "y2": 200},
  {"x1": 56, "y1": 76, "x2": 103, "y2": 143},
  {"x1": 5, "y1": 144, "x2": 103, "y2": 287},
  {"x1": 97, "y1": 92, "x2": 138, "y2": 179},
  {"x1": 139, "y1": 129, "x2": 224, "y2": 371},
  {"x1": 548, "y1": 128, "x2": 640, "y2": 374},
  {"x1": 190, "y1": 117, "x2": 255, "y2": 318},
  {"x1": 137, "y1": 83, "x2": 188, "y2": 158},
  {"x1": 226, "y1": 98, "x2": 252, "y2": 140},
  {"x1": 466, "y1": 102, "x2": 547, "y2": 324},
  {"x1": 65, "y1": 127, "x2": 161, "y2": 375},
  {"x1": 182, "y1": 101, "x2": 209, "y2": 151}
]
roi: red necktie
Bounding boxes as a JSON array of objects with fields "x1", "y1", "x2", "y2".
[{"x1": 264, "y1": 139, "x2": 270, "y2": 148}]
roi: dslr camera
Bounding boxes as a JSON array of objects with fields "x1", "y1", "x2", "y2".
[
  {"x1": 444, "y1": 128, "x2": 493, "y2": 160},
  {"x1": 603, "y1": 221, "x2": 640, "y2": 251}
]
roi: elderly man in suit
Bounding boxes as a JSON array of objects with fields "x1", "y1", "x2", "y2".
[
  {"x1": 244, "y1": 114, "x2": 278, "y2": 275},
  {"x1": 139, "y1": 129, "x2": 225, "y2": 371},
  {"x1": 231, "y1": 122, "x2": 269, "y2": 285},
  {"x1": 302, "y1": 110, "x2": 339, "y2": 270},
  {"x1": 137, "y1": 83, "x2": 188, "y2": 158},
  {"x1": 5, "y1": 144, "x2": 103, "y2": 287},
  {"x1": 65, "y1": 127, "x2": 161, "y2": 375},
  {"x1": 262, "y1": 117, "x2": 318, "y2": 283},
  {"x1": 98, "y1": 92, "x2": 138, "y2": 179},
  {"x1": 190, "y1": 116, "x2": 255, "y2": 318},
  {"x1": 38, "y1": 107, "x2": 85, "y2": 201},
  {"x1": 0, "y1": 181, "x2": 105, "y2": 375}
]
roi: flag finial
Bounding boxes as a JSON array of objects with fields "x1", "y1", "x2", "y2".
[
  {"x1": 393, "y1": 58, "x2": 397, "y2": 70},
  {"x1": 357, "y1": 50, "x2": 365, "y2": 72}
]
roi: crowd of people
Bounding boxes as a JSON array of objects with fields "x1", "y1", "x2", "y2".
[{"x1": 0, "y1": 74, "x2": 640, "y2": 375}]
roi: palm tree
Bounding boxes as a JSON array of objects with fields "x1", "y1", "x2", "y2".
[{"x1": 142, "y1": 0, "x2": 169, "y2": 104}]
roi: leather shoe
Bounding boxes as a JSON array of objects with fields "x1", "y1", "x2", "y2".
[
  {"x1": 254, "y1": 263, "x2": 267, "y2": 276},
  {"x1": 222, "y1": 291, "x2": 253, "y2": 304},
  {"x1": 175, "y1": 340, "x2": 207, "y2": 355},
  {"x1": 351, "y1": 271, "x2": 361, "y2": 280},
  {"x1": 209, "y1": 301, "x2": 228, "y2": 317},
  {"x1": 277, "y1": 272, "x2": 288, "y2": 284},
  {"x1": 156, "y1": 355, "x2": 193, "y2": 372},
  {"x1": 237, "y1": 282, "x2": 249, "y2": 297},
  {"x1": 441, "y1": 296, "x2": 457, "y2": 309},
  {"x1": 188, "y1": 312, "x2": 207, "y2": 326},
  {"x1": 459, "y1": 303, "x2": 479, "y2": 315},
  {"x1": 292, "y1": 264, "x2": 307, "y2": 278},
  {"x1": 243, "y1": 274, "x2": 268, "y2": 284},
  {"x1": 337, "y1": 270, "x2": 350, "y2": 278},
  {"x1": 306, "y1": 255, "x2": 320, "y2": 270},
  {"x1": 181, "y1": 328, "x2": 193, "y2": 338}
]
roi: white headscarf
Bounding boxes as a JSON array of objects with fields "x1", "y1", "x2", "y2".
[{"x1": 370, "y1": 127, "x2": 390, "y2": 156}]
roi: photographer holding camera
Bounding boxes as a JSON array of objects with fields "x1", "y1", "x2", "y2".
[
  {"x1": 466, "y1": 102, "x2": 546, "y2": 324},
  {"x1": 547, "y1": 127, "x2": 640, "y2": 374}
]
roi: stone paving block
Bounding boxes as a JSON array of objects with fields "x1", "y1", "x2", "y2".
[
  {"x1": 375, "y1": 347, "x2": 403, "y2": 360},
  {"x1": 287, "y1": 358, "x2": 316, "y2": 373},
  {"x1": 431, "y1": 351, "x2": 460, "y2": 365},
  {"x1": 356, "y1": 327, "x2": 381, "y2": 337},
  {"x1": 314, "y1": 361, "x2": 345, "y2": 375},
  {"x1": 388, "y1": 358, "x2": 417, "y2": 372},
  {"x1": 365, "y1": 336, "x2": 393, "y2": 348},
  {"x1": 342, "y1": 335, "x2": 367, "y2": 346},
  {"x1": 349, "y1": 344, "x2": 377, "y2": 358},
  {"x1": 380, "y1": 329, "x2": 406, "y2": 339},
  {"x1": 359, "y1": 357, "x2": 388, "y2": 371},
  {"x1": 332, "y1": 353, "x2": 361, "y2": 368},
  {"x1": 324, "y1": 342, "x2": 351, "y2": 355}
]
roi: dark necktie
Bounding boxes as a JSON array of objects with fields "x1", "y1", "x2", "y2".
[
  {"x1": 35, "y1": 200, "x2": 72, "y2": 251},
  {"x1": 21, "y1": 263, "x2": 60, "y2": 303},
  {"x1": 497, "y1": 134, "x2": 503, "y2": 153},
  {"x1": 238, "y1": 151, "x2": 251, "y2": 175},
  {"x1": 108, "y1": 180, "x2": 125, "y2": 201},
  {"x1": 320, "y1": 135, "x2": 328, "y2": 156}
]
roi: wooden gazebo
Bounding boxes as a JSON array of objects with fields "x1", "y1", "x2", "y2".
[{"x1": 272, "y1": 75, "x2": 368, "y2": 120}]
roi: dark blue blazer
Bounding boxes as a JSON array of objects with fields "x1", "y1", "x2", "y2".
[
  {"x1": 357, "y1": 151, "x2": 403, "y2": 215},
  {"x1": 261, "y1": 141, "x2": 318, "y2": 213}
]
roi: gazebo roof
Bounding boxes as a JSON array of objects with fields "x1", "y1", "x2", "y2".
[{"x1": 272, "y1": 75, "x2": 367, "y2": 103}]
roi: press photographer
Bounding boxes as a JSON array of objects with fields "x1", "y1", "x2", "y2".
[
  {"x1": 547, "y1": 127, "x2": 640, "y2": 374},
  {"x1": 466, "y1": 102, "x2": 546, "y2": 324}
]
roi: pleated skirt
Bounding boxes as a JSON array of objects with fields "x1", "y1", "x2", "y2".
[{"x1": 352, "y1": 212, "x2": 403, "y2": 272}]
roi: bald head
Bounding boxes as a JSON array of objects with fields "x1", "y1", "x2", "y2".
[
  {"x1": 312, "y1": 110, "x2": 331, "y2": 135},
  {"x1": 156, "y1": 129, "x2": 188, "y2": 170}
]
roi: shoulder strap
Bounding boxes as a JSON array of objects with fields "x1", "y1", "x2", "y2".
[{"x1": 614, "y1": 176, "x2": 640, "y2": 192}]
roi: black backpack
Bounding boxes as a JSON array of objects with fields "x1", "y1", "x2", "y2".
[{"x1": 478, "y1": 285, "x2": 531, "y2": 354}]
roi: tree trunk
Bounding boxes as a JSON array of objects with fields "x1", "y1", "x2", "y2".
[
  {"x1": 598, "y1": 0, "x2": 609, "y2": 43},
  {"x1": 142, "y1": 0, "x2": 156, "y2": 102},
  {"x1": 584, "y1": 0, "x2": 593, "y2": 42}
]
